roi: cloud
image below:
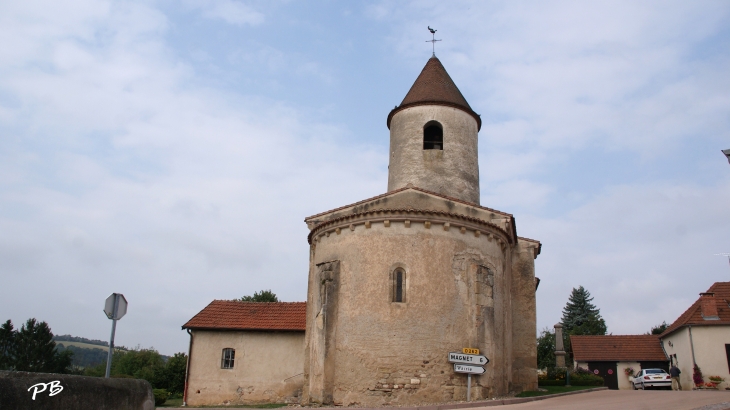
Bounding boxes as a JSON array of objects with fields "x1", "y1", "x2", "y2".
[
  {"x1": 0, "y1": 0, "x2": 383, "y2": 354},
  {"x1": 374, "y1": 0, "x2": 730, "y2": 334},
  {"x1": 183, "y1": 0, "x2": 264, "y2": 27},
  {"x1": 528, "y1": 179, "x2": 730, "y2": 334}
]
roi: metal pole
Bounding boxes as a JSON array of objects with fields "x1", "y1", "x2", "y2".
[
  {"x1": 467, "y1": 374, "x2": 471, "y2": 402},
  {"x1": 105, "y1": 295, "x2": 119, "y2": 378}
]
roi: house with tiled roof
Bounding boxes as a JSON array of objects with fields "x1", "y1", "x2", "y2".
[
  {"x1": 660, "y1": 282, "x2": 730, "y2": 389},
  {"x1": 571, "y1": 335, "x2": 668, "y2": 390},
  {"x1": 181, "y1": 301, "x2": 306, "y2": 406}
]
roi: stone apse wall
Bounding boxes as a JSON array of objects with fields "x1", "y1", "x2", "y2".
[{"x1": 302, "y1": 203, "x2": 539, "y2": 406}]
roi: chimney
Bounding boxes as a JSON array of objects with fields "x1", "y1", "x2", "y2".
[{"x1": 700, "y1": 292, "x2": 720, "y2": 320}]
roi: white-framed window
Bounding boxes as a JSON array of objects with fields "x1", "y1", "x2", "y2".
[{"x1": 221, "y1": 348, "x2": 235, "y2": 369}]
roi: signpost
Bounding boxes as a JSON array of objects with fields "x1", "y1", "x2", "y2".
[
  {"x1": 103, "y1": 293, "x2": 128, "y2": 378},
  {"x1": 449, "y1": 348, "x2": 489, "y2": 401},
  {"x1": 448, "y1": 352, "x2": 489, "y2": 366},
  {"x1": 453, "y1": 364, "x2": 486, "y2": 375}
]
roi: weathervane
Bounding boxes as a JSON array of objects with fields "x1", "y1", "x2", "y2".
[{"x1": 426, "y1": 26, "x2": 441, "y2": 56}]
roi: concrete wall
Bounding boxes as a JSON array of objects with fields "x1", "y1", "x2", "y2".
[
  {"x1": 388, "y1": 105, "x2": 480, "y2": 205},
  {"x1": 302, "y1": 209, "x2": 535, "y2": 406},
  {"x1": 186, "y1": 330, "x2": 304, "y2": 406},
  {"x1": 617, "y1": 361, "x2": 640, "y2": 390},
  {"x1": 662, "y1": 326, "x2": 730, "y2": 389},
  {"x1": 0, "y1": 371, "x2": 154, "y2": 410}
]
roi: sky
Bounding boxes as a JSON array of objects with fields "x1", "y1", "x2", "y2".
[{"x1": 1, "y1": 0, "x2": 729, "y2": 355}]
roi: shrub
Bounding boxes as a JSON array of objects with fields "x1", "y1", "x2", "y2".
[
  {"x1": 153, "y1": 389, "x2": 168, "y2": 406},
  {"x1": 570, "y1": 369, "x2": 604, "y2": 386},
  {"x1": 538, "y1": 379, "x2": 566, "y2": 386},
  {"x1": 693, "y1": 364, "x2": 704, "y2": 386},
  {"x1": 570, "y1": 378, "x2": 604, "y2": 386},
  {"x1": 542, "y1": 367, "x2": 567, "y2": 380}
]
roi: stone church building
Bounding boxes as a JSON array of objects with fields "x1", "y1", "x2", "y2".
[
  {"x1": 183, "y1": 56, "x2": 541, "y2": 407},
  {"x1": 301, "y1": 56, "x2": 540, "y2": 405}
]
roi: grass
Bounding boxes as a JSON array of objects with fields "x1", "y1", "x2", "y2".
[
  {"x1": 55, "y1": 341, "x2": 109, "y2": 351},
  {"x1": 516, "y1": 385, "x2": 599, "y2": 397}
]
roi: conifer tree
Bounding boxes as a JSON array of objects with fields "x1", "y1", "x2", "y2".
[
  {"x1": 12, "y1": 318, "x2": 73, "y2": 373},
  {"x1": 560, "y1": 286, "x2": 607, "y2": 336},
  {"x1": 0, "y1": 320, "x2": 15, "y2": 370}
]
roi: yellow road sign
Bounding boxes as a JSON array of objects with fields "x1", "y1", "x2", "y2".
[{"x1": 462, "y1": 348, "x2": 479, "y2": 355}]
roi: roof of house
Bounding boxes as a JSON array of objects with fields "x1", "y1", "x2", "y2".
[
  {"x1": 660, "y1": 282, "x2": 730, "y2": 338},
  {"x1": 387, "y1": 56, "x2": 481, "y2": 130},
  {"x1": 182, "y1": 301, "x2": 306, "y2": 331},
  {"x1": 570, "y1": 335, "x2": 667, "y2": 362}
]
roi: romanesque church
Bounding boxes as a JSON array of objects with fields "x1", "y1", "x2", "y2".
[{"x1": 182, "y1": 56, "x2": 541, "y2": 407}]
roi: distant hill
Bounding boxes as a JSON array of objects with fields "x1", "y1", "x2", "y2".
[
  {"x1": 54, "y1": 334, "x2": 109, "y2": 347},
  {"x1": 52, "y1": 335, "x2": 169, "y2": 368}
]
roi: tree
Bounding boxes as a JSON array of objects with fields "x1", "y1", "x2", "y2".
[
  {"x1": 0, "y1": 320, "x2": 15, "y2": 370},
  {"x1": 561, "y1": 286, "x2": 607, "y2": 336},
  {"x1": 160, "y1": 352, "x2": 188, "y2": 394},
  {"x1": 12, "y1": 318, "x2": 73, "y2": 373},
  {"x1": 238, "y1": 289, "x2": 278, "y2": 302},
  {"x1": 536, "y1": 328, "x2": 556, "y2": 370},
  {"x1": 559, "y1": 286, "x2": 607, "y2": 365},
  {"x1": 649, "y1": 321, "x2": 668, "y2": 335}
]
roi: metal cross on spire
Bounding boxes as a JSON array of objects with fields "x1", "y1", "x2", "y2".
[{"x1": 426, "y1": 26, "x2": 441, "y2": 56}]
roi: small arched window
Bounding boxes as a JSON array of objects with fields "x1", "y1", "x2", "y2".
[
  {"x1": 423, "y1": 121, "x2": 443, "y2": 150},
  {"x1": 393, "y1": 268, "x2": 406, "y2": 303},
  {"x1": 221, "y1": 348, "x2": 235, "y2": 369}
]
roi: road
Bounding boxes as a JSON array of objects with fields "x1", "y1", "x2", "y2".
[
  {"x1": 164, "y1": 389, "x2": 730, "y2": 410},
  {"x1": 494, "y1": 389, "x2": 729, "y2": 410}
]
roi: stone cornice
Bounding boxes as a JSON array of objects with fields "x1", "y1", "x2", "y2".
[
  {"x1": 307, "y1": 208, "x2": 513, "y2": 246},
  {"x1": 387, "y1": 101, "x2": 481, "y2": 131}
]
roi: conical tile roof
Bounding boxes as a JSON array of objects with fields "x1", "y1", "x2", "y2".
[{"x1": 387, "y1": 56, "x2": 480, "y2": 130}]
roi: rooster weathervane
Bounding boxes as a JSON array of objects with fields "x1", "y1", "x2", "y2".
[{"x1": 426, "y1": 26, "x2": 441, "y2": 56}]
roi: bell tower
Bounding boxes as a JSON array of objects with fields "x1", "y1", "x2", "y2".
[{"x1": 386, "y1": 57, "x2": 481, "y2": 205}]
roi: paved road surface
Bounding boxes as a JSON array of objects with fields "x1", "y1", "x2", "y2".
[
  {"x1": 489, "y1": 389, "x2": 729, "y2": 410},
  {"x1": 165, "y1": 390, "x2": 730, "y2": 410}
]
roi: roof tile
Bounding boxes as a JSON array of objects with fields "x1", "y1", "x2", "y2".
[
  {"x1": 570, "y1": 335, "x2": 667, "y2": 362},
  {"x1": 387, "y1": 57, "x2": 480, "y2": 130},
  {"x1": 182, "y1": 301, "x2": 306, "y2": 331}
]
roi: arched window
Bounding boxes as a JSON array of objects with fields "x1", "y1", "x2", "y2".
[
  {"x1": 423, "y1": 121, "x2": 443, "y2": 150},
  {"x1": 393, "y1": 268, "x2": 406, "y2": 303},
  {"x1": 221, "y1": 348, "x2": 235, "y2": 369}
]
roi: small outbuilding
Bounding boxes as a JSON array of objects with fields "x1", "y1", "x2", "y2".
[
  {"x1": 571, "y1": 335, "x2": 668, "y2": 390},
  {"x1": 182, "y1": 301, "x2": 306, "y2": 406}
]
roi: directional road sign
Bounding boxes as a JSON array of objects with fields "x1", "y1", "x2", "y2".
[
  {"x1": 454, "y1": 363, "x2": 486, "y2": 375},
  {"x1": 448, "y1": 352, "x2": 489, "y2": 366}
]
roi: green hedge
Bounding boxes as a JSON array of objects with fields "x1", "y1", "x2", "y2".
[
  {"x1": 153, "y1": 389, "x2": 168, "y2": 406},
  {"x1": 570, "y1": 372, "x2": 604, "y2": 386},
  {"x1": 570, "y1": 379, "x2": 604, "y2": 386},
  {"x1": 538, "y1": 380, "x2": 566, "y2": 386}
]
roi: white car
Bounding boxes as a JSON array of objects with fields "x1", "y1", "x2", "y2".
[{"x1": 632, "y1": 368, "x2": 672, "y2": 390}]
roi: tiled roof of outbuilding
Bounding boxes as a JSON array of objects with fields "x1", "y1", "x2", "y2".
[
  {"x1": 660, "y1": 282, "x2": 730, "y2": 337},
  {"x1": 182, "y1": 301, "x2": 306, "y2": 331},
  {"x1": 570, "y1": 335, "x2": 667, "y2": 362},
  {"x1": 387, "y1": 57, "x2": 481, "y2": 130}
]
